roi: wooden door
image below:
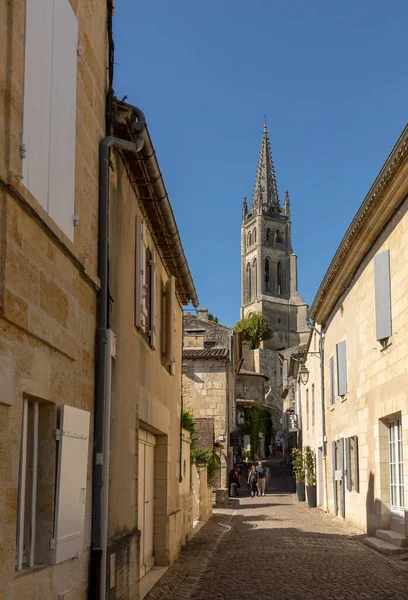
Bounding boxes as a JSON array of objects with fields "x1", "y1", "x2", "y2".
[{"x1": 138, "y1": 431, "x2": 156, "y2": 579}]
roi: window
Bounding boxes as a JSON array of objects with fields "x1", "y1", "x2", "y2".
[
  {"x1": 253, "y1": 228, "x2": 257, "y2": 243},
  {"x1": 266, "y1": 228, "x2": 271, "y2": 243},
  {"x1": 276, "y1": 230, "x2": 283, "y2": 244},
  {"x1": 311, "y1": 384, "x2": 315, "y2": 427},
  {"x1": 264, "y1": 258, "x2": 270, "y2": 292},
  {"x1": 246, "y1": 262, "x2": 251, "y2": 302},
  {"x1": 252, "y1": 258, "x2": 257, "y2": 300},
  {"x1": 163, "y1": 276, "x2": 176, "y2": 374},
  {"x1": 16, "y1": 401, "x2": 90, "y2": 569},
  {"x1": 248, "y1": 232, "x2": 252, "y2": 247},
  {"x1": 306, "y1": 388, "x2": 309, "y2": 430},
  {"x1": 345, "y1": 436, "x2": 359, "y2": 492},
  {"x1": 374, "y1": 250, "x2": 392, "y2": 343},
  {"x1": 135, "y1": 217, "x2": 158, "y2": 348},
  {"x1": 22, "y1": 0, "x2": 78, "y2": 240},
  {"x1": 277, "y1": 262, "x2": 282, "y2": 295},
  {"x1": 329, "y1": 356, "x2": 335, "y2": 405},
  {"x1": 336, "y1": 340, "x2": 347, "y2": 397}
]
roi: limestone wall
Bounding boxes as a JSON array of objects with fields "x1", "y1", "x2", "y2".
[{"x1": 0, "y1": 1, "x2": 105, "y2": 598}]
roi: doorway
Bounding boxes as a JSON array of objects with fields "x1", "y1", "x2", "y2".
[
  {"x1": 317, "y1": 447, "x2": 323, "y2": 507},
  {"x1": 138, "y1": 430, "x2": 156, "y2": 579},
  {"x1": 388, "y1": 419, "x2": 404, "y2": 522}
]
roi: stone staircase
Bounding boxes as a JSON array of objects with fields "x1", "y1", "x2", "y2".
[{"x1": 364, "y1": 529, "x2": 408, "y2": 556}]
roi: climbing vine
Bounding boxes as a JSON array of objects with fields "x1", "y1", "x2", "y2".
[{"x1": 238, "y1": 406, "x2": 272, "y2": 459}]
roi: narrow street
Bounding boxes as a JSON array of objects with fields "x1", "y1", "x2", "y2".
[{"x1": 145, "y1": 461, "x2": 408, "y2": 600}]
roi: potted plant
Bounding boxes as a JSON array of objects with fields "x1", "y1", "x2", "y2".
[
  {"x1": 291, "y1": 448, "x2": 305, "y2": 502},
  {"x1": 304, "y1": 445, "x2": 317, "y2": 508}
]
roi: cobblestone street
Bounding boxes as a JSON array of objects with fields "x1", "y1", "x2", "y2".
[{"x1": 145, "y1": 462, "x2": 408, "y2": 600}]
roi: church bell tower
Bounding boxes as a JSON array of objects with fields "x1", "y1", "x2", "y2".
[{"x1": 240, "y1": 122, "x2": 308, "y2": 350}]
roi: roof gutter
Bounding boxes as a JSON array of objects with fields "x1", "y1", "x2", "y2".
[{"x1": 137, "y1": 126, "x2": 199, "y2": 307}]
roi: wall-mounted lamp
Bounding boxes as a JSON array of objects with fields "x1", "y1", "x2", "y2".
[{"x1": 299, "y1": 364, "x2": 309, "y2": 386}]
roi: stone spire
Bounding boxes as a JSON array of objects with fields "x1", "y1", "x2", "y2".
[
  {"x1": 284, "y1": 190, "x2": 290, "y2": 218},
  {"x1": 242, "y1": 196, "x2": 248, "y2": 219},
  {"x1": 252, "y1": 120, "x2": 279, "y2": 213}
]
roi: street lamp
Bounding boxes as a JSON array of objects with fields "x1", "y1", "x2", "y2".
[{"x1": 299, "y1": 364, "x2": 309, "y2": 386}]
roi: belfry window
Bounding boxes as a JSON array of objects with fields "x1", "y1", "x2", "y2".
[
  {"x1": 253, "y1": 228, "x2": 257, "y2": 243},
  {"x1": 276, "y1": 230, "x2": 283, "y2": 244},
  {"x1": 266, "y1": 228, "x2": 271, "y2": 243},
  {"x1": 264, "y1": 258, "x2": 270, "y2": 293},
  {"x1": 277, "y1": 262, "x2": 282, "y2": 295},
  {"x1": 248, "y1": 232, "x2": 252, "y2": 247},
  {"x1": 246, "y1": 263, "x2": 251, "y2": 302},
  {"x1": 252, "y1": 258, "x2": 257, "y2": 300}
]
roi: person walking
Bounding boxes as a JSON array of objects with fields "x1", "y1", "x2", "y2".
[
  {"x1": 247, "y1": 464, "x2": 258, "y2": 498},
  {"x1": 256, "y1": 461, "x2": 266, "y2": 496}
]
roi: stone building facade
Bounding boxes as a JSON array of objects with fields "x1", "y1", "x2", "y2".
[
  {"x1": 182, "y1": 310, "x2": 237, "y2": 493},
  {"x1": 0, "y1": 1, "x2": 105, "y2": 598},
  {"x1": 302, "y1": 125, "x2": 408, "y2": 549}
]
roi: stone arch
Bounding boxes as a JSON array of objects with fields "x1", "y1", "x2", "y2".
[
  {"x1": 276, "y1": 229, "x2": 283, "y2": 244},
  {"x1": 253, "y1": 227, "x2": 257, "y2": 243},
  {"x1": 246, "y1": 262, "x2": 251, "y2": 302},
  {"x1": 248, "y1": 231, "x2": 252, "y2": 247},
  {"x1": 266, "y1": 228, "x2": 271, "y2": 243},
  {"x1": 251, "y1": 258, "x2": 257, "y2": 300}
]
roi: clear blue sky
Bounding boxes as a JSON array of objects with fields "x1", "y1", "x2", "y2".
[{"x1": 114, "y1": 0, "x2": 407, "y2": 327}]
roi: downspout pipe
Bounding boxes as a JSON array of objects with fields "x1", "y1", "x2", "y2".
[{"x1": 92, "y1": 132, "x2": 144, "y2": 599}]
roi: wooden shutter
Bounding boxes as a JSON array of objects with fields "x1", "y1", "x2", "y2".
[
  {"x1": 345, "y1": 438, "x2": 352, "y2": 491},
  {"x1": 150, "y1": 249, "x2": 157, "y2": 349},
  {"x1": 332, "y1": 440, "x2": 338, "y2": 515},
  {"x1": 329, "y1": 356, "x2": 335, "y2": 405},
  {"x1": 48, "y1": 0, "x2": 78, "y2": 240},
  {"x1": 374, "y1": 251, "x2": 392, "y2": 341},
  {"x1": 135, "y1": 216, "x2": 148, "y2": 330},
  {"x1": 339, "y1": 438, "x2": 345, "y2": 518},
  {"x1": 354, "y1": 435, "x2": 359, "y2": 493},
  {"x1": 166, "y1": 276, "x2": 176, "y2": 373},
  {"x1": 336, "y1": 341, "x2": 347, "y2": 396},
  {"x1": 22, "y1": 0, "x2": 54, "y2": 209},
  {"x1": 53, "y1": 405, "x2": 90, "y2": 564}
]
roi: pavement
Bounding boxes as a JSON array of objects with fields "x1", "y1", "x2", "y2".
[{"x1": 145, "y1": 459, "x2": 408, "y2": 600}]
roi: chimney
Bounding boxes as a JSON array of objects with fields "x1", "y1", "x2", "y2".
[
  {"x1": 196, "y1": 308, "x2": 209, "y2": 322},
  {"x1": 184, "y1": 329, "x2": 205, "y2": 349}
]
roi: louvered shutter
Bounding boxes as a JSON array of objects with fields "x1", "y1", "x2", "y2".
[
  {"x1": 150, "y1": 249, "x2": 157, "y2": 349},
  {"x1": 329, "y1": 356, "x2": 335, "y2": 405},
  {"x1": 48, "y1": 0, "x2": 78, "y2": 240},
  {"x1": 336, "y1": 341, "x2": 347, "y2": 396},
  {"x1": 53, "y1": 405, "x2": 90, "y2": 564},
  {"x1": 135, "y1": 216, "x2": 148, "y2": 330},
  {"x1": 345, "y1": 438, "x2": 352, "y2": 491},
  {"x1": 22, "y1": 0, "x2": 54, "y2": 209},
  {"x1": 166, "y1": 276, "x2": 176, "y2": 373},
  {"x1": 339, "y1": 438, "x2": 345, "y2": 518},
  {"x1": 354, "y1": 435, "x2": 359, "y2": 493},
  {"x1": 374, "y1": 251, "x2": 392, "y2": 341},
  {"x1": 332, "y1": 440, "x2": 338, "y2": 515}
]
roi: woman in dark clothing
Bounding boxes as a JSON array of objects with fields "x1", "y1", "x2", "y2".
[{"x1": 247, "y1": 464, "x2": 259, "y2": 498}]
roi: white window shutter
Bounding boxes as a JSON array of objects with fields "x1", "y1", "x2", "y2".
[
  {"x1": 150, "y1": 249, "x2": 157, "y2": 349},
  {"x1": 48, "y1": 0, "x2": 78, "y2": 240},
  {"x1": 166, "y1": 276, "x2": 176, "y2": 371},
  {"x1": 22, "y1": 0, "x2": 54, "y2": 209},
  {"x1": 53, "y1": 405, "x2": 90, "y2": 564},
  {"x1": 135, "y1": 216, "x2": 148, "y2": 330}
]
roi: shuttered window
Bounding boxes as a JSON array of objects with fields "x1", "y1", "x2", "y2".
[
  {"x1": 345, "y1": 438, "x2": 352, "y2": 491},
  {"x1": 336, "y1": 341, "x2": 347, "y2": 397},
  {"x1": 166, "y1": 276, "x2": 176, "y2": 375},
  {"x1": 150, "y1": 250, "x2": 157, "y2": 349},
  {"x1": 329, "y1": 356, "x2": 335, "y2": 405},
  {"x1": 22, "y1": 0, "x2": 78, "y2": 240},
  {"x1": 354, "y1": 435, "x2": 359, "y2": 493},
  {"x1": 135, "y1": 216, "x2": 148, "y2": 331},
  {"x1": 374, "y1": 250, "x2": 392, "y2": 342},
  {"x1": 345, "y1": 436, "x2": 360, "y2": 493}
]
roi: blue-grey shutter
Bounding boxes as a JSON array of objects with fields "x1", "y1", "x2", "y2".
[
  {"x1": 329, "y1": 356, "x2": 335, "y2": 405},
  {"x1": 374, "y1": 251, "x2": 392, "y2": 341},
  {"x1": 354, "y1": 435, "x2": 359, "y2": 493},
  {"x1": 339, "y1": 438, "x2": 345, "y2": 518},
  {"x1": 336, "y1": 341, "x2": 347, "y2": 396},
  {"x1": 332, "y1": 440, "x2": 338, "y2": 515},
  {"x1": 345, "y1": 438, "x2": 352, "y2": 491}
]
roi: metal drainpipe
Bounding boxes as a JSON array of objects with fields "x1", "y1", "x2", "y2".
[{"x1": 92, "y1": 123, "x2": 144, "y2": 599}]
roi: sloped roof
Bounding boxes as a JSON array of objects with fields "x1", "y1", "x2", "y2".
[{"x1": 183, "y1": 348, "x2": 229, "y2": 360}]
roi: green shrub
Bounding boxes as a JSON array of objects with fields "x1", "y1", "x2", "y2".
[
  {"x1": 191, "y1": 447, "x2": 219, "y2": 487},
  {"x1": 291, "y1": 448, "x2": 305, "y2": 483},
  {"x1": 304, "y1": 445, "x2": 316, "y2": 486}
]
